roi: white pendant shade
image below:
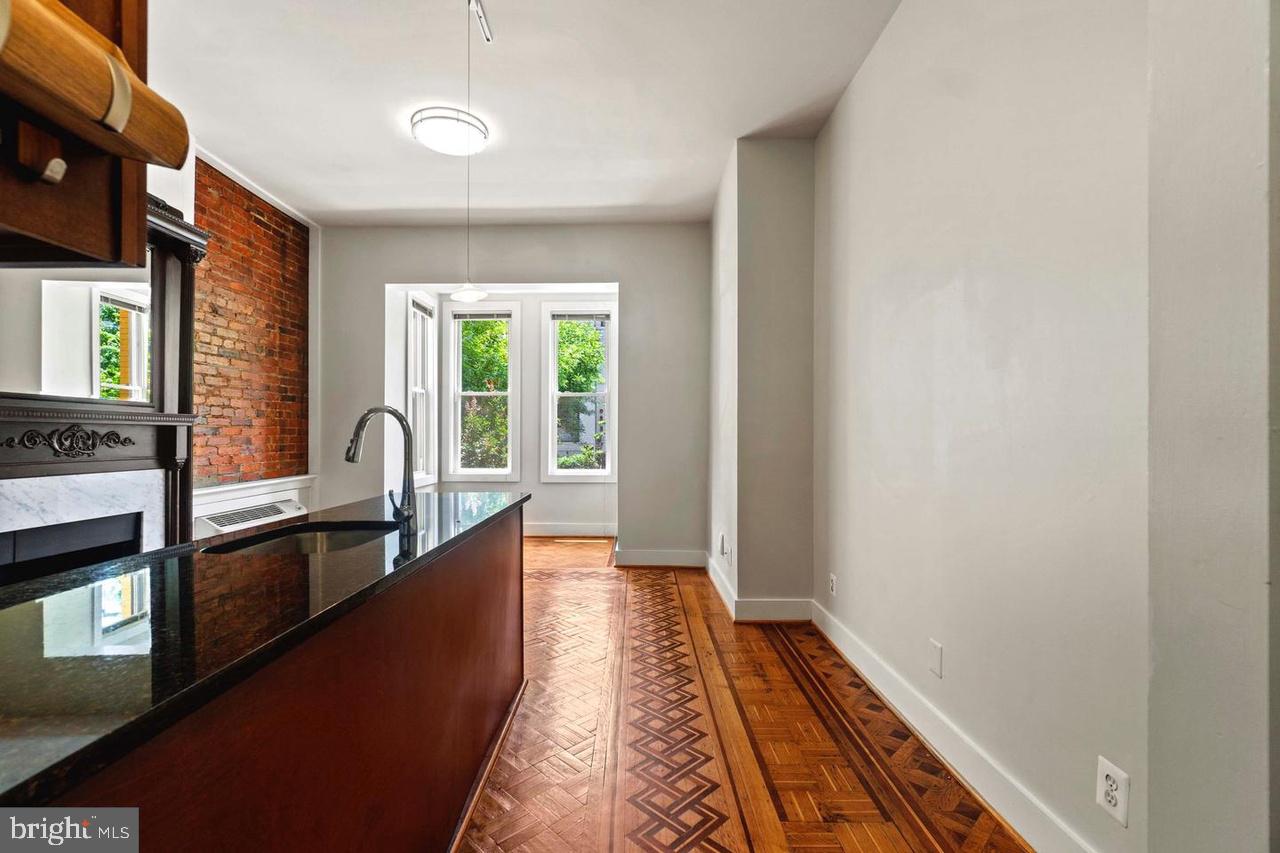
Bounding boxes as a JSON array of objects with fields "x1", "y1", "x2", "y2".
[
  {"x1": 452, "y1": 286, "x2": 488, "y2": 303},
  {"x1": 411, "y1": 107, "x2": 489, "y2": 156}
]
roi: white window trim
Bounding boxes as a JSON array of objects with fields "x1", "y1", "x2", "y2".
[
  {"x1": 406, "y1": 294, "x2": 439, "y2": 487},
  {"x1": 541, "y1": 301, "x2": 618, "y2": 484},
  {"x1": 442, "y1": 300, "x2": 522, "y2": 483}
]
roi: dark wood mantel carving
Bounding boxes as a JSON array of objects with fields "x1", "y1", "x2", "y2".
[{"x1": 0, "y1": 195, "x2": 208, "y2": 546}]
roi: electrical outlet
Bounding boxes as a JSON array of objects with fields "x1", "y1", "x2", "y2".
[
  {"x1": 828, "y1": 574, "x2": 836, "y2": 596},
  {"x1": 1095, "y1": 756, "x2": 1130, "y2": 827},
  {"x1": 928, "y1": 639, "x2": 943, "y2": 678},
  {"x1": 718, "y1": 532, "x2": 734, "y2": 565}
]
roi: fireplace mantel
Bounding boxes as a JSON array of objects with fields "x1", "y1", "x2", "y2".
[{"x1": 0, "y1": 196, "x2": 208, "y2": 547}]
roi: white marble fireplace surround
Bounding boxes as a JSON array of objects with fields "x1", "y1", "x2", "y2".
[{"x1": 0, "y1": 469, "x2": 166, "y2": 553}]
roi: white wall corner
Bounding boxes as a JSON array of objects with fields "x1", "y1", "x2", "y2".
[
  {"x1": 706, "y1": 553, "x2": 810, "y2": 622},
  {"x1": 613, "y1": 548, "x2": 706, "y2": 567},
  {"x1": 810, "y1": 601, "x2": 1098, "y2": 853}
]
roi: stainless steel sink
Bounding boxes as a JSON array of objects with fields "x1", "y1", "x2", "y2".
[{"x1": 201, "y1": 522, "x2": 400, "y2": 556}]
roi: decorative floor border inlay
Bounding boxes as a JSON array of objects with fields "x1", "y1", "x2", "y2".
[
  {"x1": 772, "y1": 624, "x2": 1033, "y2": 853},
  {"x1": 613, "y1": 570, "x2": 749, "y2": 852},
  {"x1": 462, "y1": 545, "x2": 1034, "y2": 853}
]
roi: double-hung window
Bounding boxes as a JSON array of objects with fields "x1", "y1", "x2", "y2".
[
  {"x1": 406, "y1": 297, "x2": 438, "y2": 484},
  {"x1": 541, "y1": 302, "x2": 617, "y2": 482},
  {"x1": 443, "y1": 301, "x2": 521, "y2": 482}
]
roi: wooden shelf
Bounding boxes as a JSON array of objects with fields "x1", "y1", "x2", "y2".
[{"x1": 0, "y1": 0, "x2": 191, "y2": 267}]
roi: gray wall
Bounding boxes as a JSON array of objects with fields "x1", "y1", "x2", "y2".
[
  {"x1": 318, "y1": 224, "x2": 710, "y2": 557},
  {"x1": 708, "y1": 139, "x2": 816, "y2": 607},
  {"x1": 1148, "y1": 0, "x2": 1275, "y2": 849},
  {"x1": 812, "y1": 1, "x2": 1149, "y2": 849},
  {"x1": 736, "y1": 140, "x2": 815, "y2": 601}
]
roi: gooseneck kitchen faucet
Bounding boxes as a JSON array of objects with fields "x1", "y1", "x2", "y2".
[{"x1": 344, "y1": 406, "x2": 416, "y2": 526}]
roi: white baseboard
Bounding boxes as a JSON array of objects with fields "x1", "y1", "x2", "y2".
[
  {"x1": 705, "y1": 552, "x2": 811, "y2": 621},
  {"x1": 524, "y1": 522, "x2": 617, "y2": 537},
  {"x1": 734, "y1": 597, "x2": 812, "y2": 621},
  {"x1": 705, "y1": 553, "x2": 737, "y2": 614},
  {"x1": 613, "y1": 548, "x2": 706, "y2": 567},
  {"x1": 810, "y1": 601, "x2": 1096, "y2": 853},
  {"x1": 704, "y1": 552, "x2": 811, "y2": 621}
]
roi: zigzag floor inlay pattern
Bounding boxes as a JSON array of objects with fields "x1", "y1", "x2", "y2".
[
  {"x1": 613, "y1": 570, "x2": 749, "y2": 851},
  {"x1": 461, "y1": 541, "x2": 1033, "y2": 853}
]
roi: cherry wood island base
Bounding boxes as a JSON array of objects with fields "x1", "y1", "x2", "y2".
[{"x1": 56, "y1": 508, "x2": 525, "y2": 852}]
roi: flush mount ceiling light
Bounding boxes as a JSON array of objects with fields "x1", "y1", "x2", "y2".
[{"x1": 410, "y1": 107, "x2": 489, "y2": 156}]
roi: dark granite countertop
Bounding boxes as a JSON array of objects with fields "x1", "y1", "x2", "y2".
[{"x1": 0, "y1": 489, "x2": 529, "y2": 805}]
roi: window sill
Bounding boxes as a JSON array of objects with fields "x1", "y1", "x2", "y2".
[
  {"x1": 541, "y1": 471, "x2": 617, "y2": 485},
  {"x1": 445, "y1": 471, "x2": 521, "y2": 484}
]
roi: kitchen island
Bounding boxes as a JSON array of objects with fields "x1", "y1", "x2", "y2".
[{"x1": 0, "y1": 490, "x2": 528, "y2": 851}]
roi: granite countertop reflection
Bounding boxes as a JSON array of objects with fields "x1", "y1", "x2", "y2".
[{"x1": 0, "y1": 489, "x2": 529, "y2": 805}]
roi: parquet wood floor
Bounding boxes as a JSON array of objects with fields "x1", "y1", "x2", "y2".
[{"x1": 460, "y1": 541, "x2": 1033, "y2": 853}]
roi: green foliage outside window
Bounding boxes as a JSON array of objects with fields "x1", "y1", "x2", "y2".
[
  {"x1": 456, "y1": 317, "x2": 609, "y2": 471},
  {"x1": 459, "y1": 320, "x2": 510, "y2": 469},
  {"x1": 555, "y1": 320, "x2": 607, "y2": 469},
  {"x1": 460, "y1": 320, "x2": 509, "y2": 392},
  {"x1": 556, "y1": 321, "x2": 605, "y2": 394},
  {"x1": 98, "y1": 304, "x2": 123, "y2": 400},
  {"x1": 557, "y1": 443, "x2": 605, "y2": 470}
]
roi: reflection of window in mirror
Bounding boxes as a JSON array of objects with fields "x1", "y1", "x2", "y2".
[
  {"x1": 36, "y1": 281, "x2": 152, "y2": 402},
  {"x1": 95, "y1": 288, "x2": 151, "y2": 401}
]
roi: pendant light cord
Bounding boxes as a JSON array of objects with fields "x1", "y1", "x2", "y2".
[{"x1": 465, "y1": 0, "x2": 472, "y2": 285}]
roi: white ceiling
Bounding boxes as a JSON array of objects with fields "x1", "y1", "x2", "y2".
[{"x1": 151, "y1": 1, "x2": 898, "y2": 226}]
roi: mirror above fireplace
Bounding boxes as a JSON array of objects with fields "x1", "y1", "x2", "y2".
[{"x1": 0, "y1": 277, "x2": 154, "y2": 403}]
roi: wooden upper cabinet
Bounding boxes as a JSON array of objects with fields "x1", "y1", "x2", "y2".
[{"x1": 0, "y1": 0, "x2": 191, "y2": 267}]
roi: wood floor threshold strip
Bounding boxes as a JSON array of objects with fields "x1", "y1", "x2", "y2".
[{"x1": 449, "y1": 679, "x2": 530, "y2": 853}]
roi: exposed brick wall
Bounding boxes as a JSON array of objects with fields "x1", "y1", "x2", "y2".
[{"x1": 192, "y1": 160, "x2": 309, "y2": 487}]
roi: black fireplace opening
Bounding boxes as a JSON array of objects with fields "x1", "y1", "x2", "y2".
[{"x1": 0, "y1": 513, "x2": 143, "y2": 585}]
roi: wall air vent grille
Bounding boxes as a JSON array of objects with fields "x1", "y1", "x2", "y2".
[{"x1": 205, "y1": 504, "x2": 285, "y2": 529}]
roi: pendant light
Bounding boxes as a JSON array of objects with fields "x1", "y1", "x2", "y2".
[{"x1": 407, "y1": 2, "x2": 492, "y2": 301}]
